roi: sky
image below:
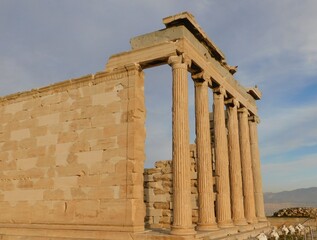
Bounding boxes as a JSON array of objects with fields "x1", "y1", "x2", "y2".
[{"x1": 1, "y1": 0, "x2": 317, "y2": 193}]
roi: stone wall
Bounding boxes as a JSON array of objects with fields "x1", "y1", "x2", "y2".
[
  {"x1": 0, "y1": 65, "x2": 146, "y2": 232},
  {"x1": 144, "y1": 145, "x2": 216, "y2": 229}
]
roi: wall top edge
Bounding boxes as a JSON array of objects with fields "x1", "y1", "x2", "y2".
[{"x1": 0, "y1": 66, "x2": 134, "y2": 105}]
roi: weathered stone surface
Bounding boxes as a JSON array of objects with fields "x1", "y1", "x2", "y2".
[{"x1": 0, "y1": 11, "x2": 266, "y2": 240}]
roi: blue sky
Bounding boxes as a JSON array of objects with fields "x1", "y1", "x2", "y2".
[{"x1": 1, "y1": 1, "x2": 317, "y2": 192}]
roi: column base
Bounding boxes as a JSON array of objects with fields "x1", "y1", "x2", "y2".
[
  {"x1": 196, "y1": 223, "x2": 218, "y2": 231},
  {"x1": 170, "y1": 226, "x2": 196, "y2": 235},
  {"x1": 257, "y1": 216, "x2": 268, "y2": 222},
  {"x1": 218, "y1": 220, "x2": 234, "y2": 228},
  {"x1": 233, "y1": 218, "x2": 248, "y2": 226},
  {"x1": 246, "y1": 218, "x2": 258, "y2": 224}
]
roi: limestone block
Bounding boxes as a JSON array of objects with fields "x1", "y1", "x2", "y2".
[
  {"x1": 153, "y1": 216, "x2": 160, "y2": 224},
  {"x1": 69, "y1": 141, "x2": 90, "y2": 153},
  {"x1": 99, "y1": 199, "x2": 127, "y2": 225},
  {"x1": 75, "y1": 200, "x2": 100, "y2": 218},
  {"x1": 147, "y1": 208, "x2": 163, "y2": 217},
  {"x1": 18, "y1": 137, "x2": 37, "y2": 149},
  {"x1": 22, "y1": 98, "x2": 41, "y2": 109},
  {"x1": 0, "y1": 113, "x2": 13, "y2": 124},
  {"x1": 78, "y1": 128, "x2": 104, "y2": 141},
  {"x1": 89, "y1": 137, "x2": 118, "y2": 151},
  {"x1": 37, "y1": 134, "x2": 58, "y2": 146},
  {"x1": 37, "y1": 156, "x2": 55, "y2": 169},
  {"x1": 144, "y1": 168, "x2": 161, "y2": 175},
  {"x1": 5, "y1": 167, "x2": 45, "y2": 180},
  {"x1": 54, "y1": 176, "x2": 78, "y2": 188},
  {"x1": 92, "y1": 92, "x2": 120, "y2": 107},
  {"x1": 20, "y1": 118, "x2": 38, "y2": 129},
  {"x1": 58, "y1": 131, "x2": 78, "y2": 143},
  {"x1": 76, "y1": 150, "x2": 103, "y2": 168},
  {"x1": 126, "y1": 184, "x2": 144, "y2": 199},
  {"x1": 48, "y1": 123, "x2": 70, "y2": 135},
  {"x1": 108, "y1": 100, "x2": 127, "y2": 113},
  {"x1": 0, "y1": 159, "x2": 16, "y2": 170},
  {"x1": 78, "y1": 175, "x2": 101, "y2": 187},
  {"x1": 88, "y1": 161, "x2": 116, "y2": 175},
  {"x1": 10, "y1": 128, "x2": 30, "y2": 141},
  {"x1": 59, "y1": 110, "x2": 81, "y2": 122},
  {"x1": 103, "y1": 123, "x2": 128, "y2": 138},
  {"x1": 144, "y1": 174, "x2": 154, "y2": 182},
  {"x1": 26, "y1": 146, "x2": 46, "y2": 158},
  {"x1": 16, "y1": 157, "x2": 37, "y2": 170},
  {"x1": 29, "y1": 126, "x2": 48, "y2": 137},
  {"x1": 13, "y1": 109, "x2": 30, "y2": 120},
  {"x1": 101, "y1": 172, "x2": 127, "y2": 186},
  {"x1": 70, "y1": 96, "x2": 92, "y2": 111},
  {"x1": 33, "y1": 178, "x2": 54, "y2": 189},
  {"x1": 43, "y1": 189, "x2": 66, "y2": 200},
  {"x1": 67, "y1": 88, "x2": 81, "y2": 99},
  {"x1": 3, "y1": 189, "x2": 44, "y2": 201},
  {"x1": 0, "y1": 180, "x2": 14, "y2": 191},
  {"x1": 4, "y1": 101, "x2": 24, "y2": 114},
  {"x1": 71, "y1": 187, "x2": 89, "y2": 200},
  {"x1": 55, "y1": 142, "x2": 73, "y2": 154},
  {"x1": 37, "y1": 113, "x2": 60, "y2": 126},
  {"x1": 80, "y1": 105, "x2": 107, "y2": 118},
  {"x1": 153, "y1": 202, "x2": 170, "y2": 209},
  {"x1": 153, "y1": 173, "x2": 171, "y2": 181},
  {"x1": 126, "y1": 159, "x2": 144, "y2": 174},
  {"x1": 2, "y1": 140, "x2": 17, "y2": 151},
  {"x1": 87, "y1": 186, "x2": 116, "y2": 199},
  {"x1": 55, "y1": 153, "x2": 69, "y2": 167},
  {"x1": 91, "y1": 114, "x2": 118, "y2": 128},
  {"x1": 102, "y1": 148, "x2": 127, "y2": 161},
  {"x1": 69, "y1": 118, "x2": 91, "y2": 130},
  {"x1": 55, "y1": 163, "x2": 88, "y2": 177}
]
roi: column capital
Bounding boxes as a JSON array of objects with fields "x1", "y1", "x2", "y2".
[
  {"x1": 192, "y1": 71, "x2": 211, "y2": 83},
  {"x1": 213, "y1": 86, "x2": 227, "y2": 97},
  {"x1": 168, "y1": 54, "x2": 191, "y2": 68},
  {"x1": 238, "y1": 107, "x2": 249, "y2": 115},
  {"x1": 249, "y1": 115, "x2": 261, "y2": 124},
  {"x1": 225, "y1": 98, "x2": 240, "y2": 108}
]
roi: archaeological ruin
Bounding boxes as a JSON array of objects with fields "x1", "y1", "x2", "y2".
[{"x1": 0, "y1": 12, "x2": 270, "y2": 239}]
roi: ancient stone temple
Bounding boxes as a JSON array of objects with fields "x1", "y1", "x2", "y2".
[{"x1": 0, "y1": 12, "x2": 269, "y2": 239}]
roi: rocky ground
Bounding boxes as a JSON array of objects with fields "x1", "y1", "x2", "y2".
[{"x1": 273, "y1": 207, "x2": 317, "y2": 217}]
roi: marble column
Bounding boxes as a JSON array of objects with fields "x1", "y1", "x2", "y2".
[
  {"x1": 213, "y1": 87, "x2": 233, "y2": 228},
  {"x1": 249, "y1": 116, "x2": 267, "y2": 222},
  {"x1": 227, "y1": 99, "x2": 248, "y2": 226},
  {"x1": 168, "y1": 55, "x2": 195, "y2": 235},
  {"x1": 238, "y1": 107, "x2": 258, "y2": 224},
  {"x1": 193, "y1": 73, "x2": 218, "y2": 231}
]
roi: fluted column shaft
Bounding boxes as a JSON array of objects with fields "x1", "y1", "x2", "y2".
[
  {"x1": 238, "y1": 108, "x2": 258, "y2": 224},
  {"x1": 227, "y1": 100, "x2": 247, "y2": 226},
  {"x1": 249, "y1": 116, "x2": 267, "y2": 222},
  {"x1": 168, "y1": 56, "x2": 195, "y2": 235},
  {"x1": 193, "y1": 75, "x2": 217, "y2": 231},
  {"x1": 213, "y1": 87, "x2": 233, "y2": 228}
]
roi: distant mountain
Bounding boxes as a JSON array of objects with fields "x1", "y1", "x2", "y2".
[{"x1": 264, "y1": 187, "x2": 317, "y2": 216}]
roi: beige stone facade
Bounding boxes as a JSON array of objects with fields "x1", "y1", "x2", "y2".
[{"x1": 0, "y1": 12, "x2": 269, "y2": 239}]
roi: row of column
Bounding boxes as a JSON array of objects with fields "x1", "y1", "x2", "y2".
[{"x1": 168, "y1": 55, "x2": 266, "y2": 235}]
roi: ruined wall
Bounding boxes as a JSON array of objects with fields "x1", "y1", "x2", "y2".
[
  {"x1": 144, "y1": 145, "x2": 216, "y2": 229},
  {"x1": 0, "y1": 65, "x2": 145, "y2": 232}
]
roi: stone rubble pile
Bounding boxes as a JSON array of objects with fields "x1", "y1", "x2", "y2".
[
  {"x1": 273, "y1": 207, "x2": 317, "y2": 218},
  {"x1": 144, "y1": 145, "x2": 199, "y2": 229}
]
